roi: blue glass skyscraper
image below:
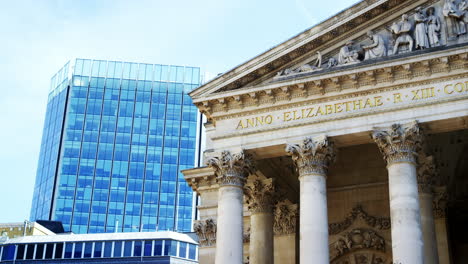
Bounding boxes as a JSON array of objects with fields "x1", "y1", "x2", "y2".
[{"x1": 30, "y1": 59, "x2": 201, "y2": 234}]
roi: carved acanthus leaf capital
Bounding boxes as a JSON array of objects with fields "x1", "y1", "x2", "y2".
[
  {"x1": 433, "y1": 187, "x2": 448, "y2": 219},
  {"x1": 244, "y1": 178, "x2": 277, "y2": 214},
  {"x1": 206, "y1": 150, "x2": 255, "y2": 187},
  {"x1": 285, "y1": 135, "x2": 336, "y2": 176},
  {"x1": 193, "y1": 218, "x2": 217, "y2": 247},
  {"x1": 417, "y1": 154, "x2": 436, "y2": 194},
  {"x1": 372, "y1": 121, "x2": 424, "y2": 165},
  {"x1": 274, "y1": 201, "x2": 298, "y2": 235}
]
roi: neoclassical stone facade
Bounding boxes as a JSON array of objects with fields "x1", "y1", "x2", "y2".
[{"x1": 184, "y1": 0, "x2": 468, "y2": 263}]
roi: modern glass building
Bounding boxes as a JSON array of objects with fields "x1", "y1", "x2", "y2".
[{"x1": 30, "y1": 59, "x2": 202, "y2": 234}]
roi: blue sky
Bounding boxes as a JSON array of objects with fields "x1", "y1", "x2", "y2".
[{"x1": 0, "y1": 0, "x2": 359, "y2": 222}]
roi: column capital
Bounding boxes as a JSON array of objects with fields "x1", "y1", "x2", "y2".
[
  {"x1": 206, "y1": 150, "x2": 255, "y2": 187},
  {"x1": 244, "y1": 178, "x2": 277, "y2": 214},
  {"x1": 285, "y1": 135, "x2": 336, "y2": 177},
  {"x1": 193, "y1": 218, "x2": 217, "y2": 247},
  {"x1": 433, "y1": 187, "x2": 448, "y2": 219},
  {"x1": 372, "y1": 121, "x2": 424, "y2": 165},
  {"x1": 274, "y1": 201, "x2": 298, "y2": 236},
  {"x1": 417, "y1": 154, "x2": 436, "y2": 194}
]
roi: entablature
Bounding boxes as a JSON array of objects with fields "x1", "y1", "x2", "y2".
[{"x1": 196, "y1": 47, "x2": 467, "y2": 122}]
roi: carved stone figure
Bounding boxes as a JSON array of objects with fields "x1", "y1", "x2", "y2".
[
  {"x1": 327, "y1": 57, "x2": 338, "y2": 68},
  {"x1": 390, "y1": 14, "x2": 414, "y2": 54},
  {"x1": 277, "y1": 52, "x2": 323, "y2": 77},
  {"x1": 295, "y1": 51, "x2": 323, "y2": 73},
  {"x1": 414, "y1": 7, "x2": 430, "y2": 49},
  {"x1": 443, "y1": 0, "x2": 467, "y2": 37},
  {"x1": 426, "y1": 7, "x2": 441, "y2": 47},
  {"x1": 338, "y1": 40, "x2": 360, "y2": 65},
  {"x1": 362, "y1": 31, "x2": 387, "y2": 60}
]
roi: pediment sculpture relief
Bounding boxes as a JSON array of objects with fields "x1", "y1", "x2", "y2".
[
  {"x1": 443, "y1": 0, "x2": 468, "y2": 38},
  {"x1": 276, "y1": 1, "x2": 467, "y2": 79}
]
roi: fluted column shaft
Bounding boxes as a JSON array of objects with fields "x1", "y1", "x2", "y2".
[
  {"x1": 286, "y1": 136, "x2": 335, "y2": 264},
  {"x1": 207, "y1": 150, "x2": 254, "y2": 264},
  {"x1": 373, "y1": 121, "x2": 424, "y2": 264},
  {"x1": 245, "y1": 178, "x2": 275, "y2": 264}
]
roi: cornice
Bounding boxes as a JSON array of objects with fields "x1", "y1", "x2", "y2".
[{"x1": 195, "y1": 48, "x2": 467, "y2": 121}]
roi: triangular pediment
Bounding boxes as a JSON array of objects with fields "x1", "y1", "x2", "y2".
[{"x1": 191, "y1": 0, "x2": 468, "y2": 103}]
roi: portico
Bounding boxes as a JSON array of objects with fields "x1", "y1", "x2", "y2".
[{"x1": 184, "y1": 0, "x2": 468, "y2": 263}]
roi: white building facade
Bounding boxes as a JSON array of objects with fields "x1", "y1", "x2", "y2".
[{"x1": 185, "y1": 0, "x2": 468, "y2": 263}]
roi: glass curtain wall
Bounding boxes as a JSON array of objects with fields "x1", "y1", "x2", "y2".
[{"x1": 30, "y1": 59, "x2": 200, "y2": 234}]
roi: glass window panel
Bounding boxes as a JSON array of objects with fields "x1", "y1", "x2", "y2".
[
  {"x1": 178, "y1": 242, "x2": 187, "y2": 258},
  {"x1": 104, "y1": 242, "x2": 112, "y2": 258},
  {"x1": 35, "y1": 244, "x2": 44, "y2": 260},
  {"x1": 188, "y1": 244, "x2": 197, "y2": 260},
  {"x1": 74, "y1": 243, "x2": 83, "y2": 258},
  {"x1": 2, "y1": 245, "x2": 16, "y2": 260},
  {"x1": 55, "y1": 243, "x2": 64, "y2": 259},
  {"x1": 25, "y1": 244, "x2": 34, "y2": 259},
  {"x1": 163, "y1": 240, "x2": 171, "y2": 256},
  {"x1": 123, "y1": 241, "x2": 132, "y2": 257},
  {"x1": 113, "y1": 241, "x2": 122, "y2": 257},
  {"x1": 143, "y1": 240, "x2": 152, "y2": 256},
  {"x1": 93, "y1": 242, "x2": 102, "y2": 258},
  {"x1": 153, "y1": 240, "x2": 163, "y2": 256},
  {"x1": 17, "y1": 244, "x2": 25, "y2": 260},
  {"x1": 134, "y1": 241, "x2": 142, "y2": 257},
  {"x1": 83, "y1": 243, "x2": 92, "y2": 258},
  {"x1": 45, "y1": 244, "x2": 54, "y2": 259}
]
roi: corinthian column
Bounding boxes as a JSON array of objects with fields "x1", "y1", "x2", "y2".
[
  {"x1": 244, "y1": 178, "x2": 276, "y2": 264},
  {"x1": 206, "y1": 150, "x2": 254, "y2": 264},
  {"x1": 417, "y1": 154, "x2": 439, "y2": 264},
  {"x1": 372, "y1": 121, "x2": 424, "y2": 264},
  {"x1": 286, "y1": 135, "x2": 336, "y2": 264}
]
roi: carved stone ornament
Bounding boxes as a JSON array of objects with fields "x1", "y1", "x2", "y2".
[
  {"x1": 193, "y1": 218, "x2": 217, "y2": 247},
  {"x1": 243, "y1": 227, "x2": 251, "y2": 243},
  {"x1": 285, "y1": 135, "x2": 336, "y2": 176},
  {"x1": 206, "y1": 150, "x2": 255, "y2": 187},
  {"x1": 273, "y1": 201, "x2": 298, "y2": 235},
  {"x1": 433, "y1": 187, "x2": 448, "y2": 218},
  {"x1": 390, "y1": 14, "x2": 414, "y2": 55},
  {"x1": 371, "y1": 121, "x2": 424, "y2": 165},
  {"x1": 338, "y1": 40, "x2": 360, "y2": 65},
  {"x1": 417, "y1": 154, "x2": 436, "y2": 194},
  {"x1": 276, "y1": 51, "x2": 323, "y2": 77},
  {"x1": 329, "y1": 205, "x2": 391, "y2": 235},
  {"x1": 244, "y1": 178, "x2": 277, "y2": 214},
  {"x1": 332, "y1": 228, "x2": 386, "y2": 259}
]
